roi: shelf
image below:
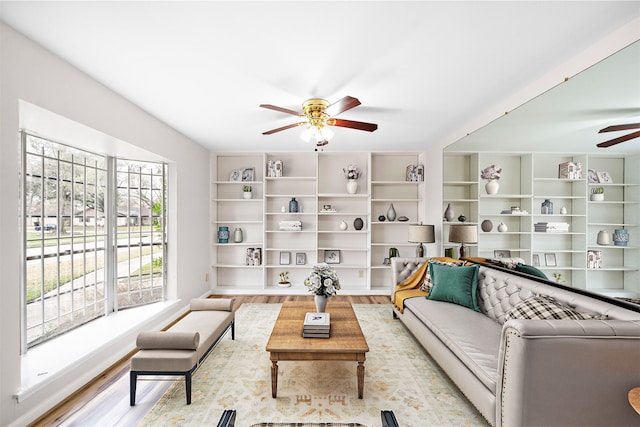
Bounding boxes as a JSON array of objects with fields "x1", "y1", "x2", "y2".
[{"x1": 371, "y1": 180, "x2": 422, "y2": 185}]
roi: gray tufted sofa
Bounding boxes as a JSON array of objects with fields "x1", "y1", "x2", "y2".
[{"x1": 391, "y1": 257, "x2": 640, "y2": 427}]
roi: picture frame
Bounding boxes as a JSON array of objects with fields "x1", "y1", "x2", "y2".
[
  {"x1": 324, "y1": 249, "x2": 340, "y2": 264},
  {"x1": 532, "y1": 254, "x2": 540, "y2": 267},
  {"x1": 229, "y1": 169, "x2": 242, "y2": 182},
  {"x1": 544, "y1": 253, "x2": 557, "y2": 267},
  {"x1": 588, "y1": 169, "x2": 599, "y2": 183},
  {"x1": 494, "y1": 250, "x2": 511, "y2": 259},
  {"x1": 242, "y1": 167, "x2": 255, "y2": 182},
  {"x1": 597, "y1": 171, "x2": 613, "y2": 184},
  {"x1": 279, "y1": 251, "x2": 290, "y2": 265},
  {"x1": 295, "y1": 252, "x2": 306, "y2": 265}
]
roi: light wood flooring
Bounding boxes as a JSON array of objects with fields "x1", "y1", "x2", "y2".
[{"x1": 30, "y1": 295, "x2": 390, "y2": 427}]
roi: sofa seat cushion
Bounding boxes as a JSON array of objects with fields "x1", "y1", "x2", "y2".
[
  {"x1": 169, "y1": 310, "x2": 234, "y2": 360},
  {"x1": 131, "y1": 349, "x2": 198, "y2": 372},
  {"x1": 404, "y1": 297, "x2": 502, "y2": 392}
]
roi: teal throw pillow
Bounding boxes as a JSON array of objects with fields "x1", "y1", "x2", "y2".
[
  {"x1": 515, "y1": 263, "x2": 547, "y2": 279},
  {"x1": 427, "y1": 263, "x2": 480, "y2": 312}
]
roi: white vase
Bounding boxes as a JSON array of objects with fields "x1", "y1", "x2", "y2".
[
  {"x1": 346, "y1": 179, "x2": 358, "y2": 194},
  {"x1": 497, "y1": 222, "x2": 508, "y2": 232},
  {"x1": 485, "y1": 180, "x2": 499, "y2": 195},
  {"x1": 314, "y1": 295, "x2": 329, "y2": 312},
  {"x1": 243, "y1": 192, "x2": 252, "y2": 199}
]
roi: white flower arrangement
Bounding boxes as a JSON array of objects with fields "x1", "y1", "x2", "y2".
[
  {"x1": 480, "y1": 164, "x2": 502, "y2": 181},
  {"x1": 304, "y1": 263, "x2": 341, "y2": 297},
  {"x1": 343, "y1": 164, "x2": 362, "y2": 180}
]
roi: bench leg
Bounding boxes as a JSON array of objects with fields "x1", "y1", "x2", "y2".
[
  {"x1": 130, "y1": 372, "x2": 137, "y2": 406},
  {"x1": 185, "y1": 372, "x2": 192, "y2": 404},
  {"x1": 231, "y1": 320, "x2": 235, "y2": 340}
]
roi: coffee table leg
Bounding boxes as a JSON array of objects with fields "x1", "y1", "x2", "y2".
[
  {"x1": 271, "y1": 360, "x2": 278, "y2": 398},
  {"x1": 357, "y1": 361, "x2": 365, "y2": 399}
]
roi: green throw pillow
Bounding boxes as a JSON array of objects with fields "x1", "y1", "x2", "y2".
[
  {"x1": 427, "y1": 263, "x2": 480, "y2": 312},
  {"x1": 515, "y1": 263, "x2": 547, "y2": 279}
]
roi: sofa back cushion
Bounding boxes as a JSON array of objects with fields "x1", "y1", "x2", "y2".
[{"x1": 476, "y1": 266, "x2": 640, "y2": 324}]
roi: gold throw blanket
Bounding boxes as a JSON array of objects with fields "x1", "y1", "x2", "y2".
[{"x1": 392, "y1": 261, "x2": 429, "y2": 313}]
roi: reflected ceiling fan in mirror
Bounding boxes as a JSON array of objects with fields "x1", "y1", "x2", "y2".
[
  {"x1": 260, "y1": 96, "x2": 378, "y2": 147},
  {"x1": 597, "y1": 123, "x2": 640, "y2": 148}
]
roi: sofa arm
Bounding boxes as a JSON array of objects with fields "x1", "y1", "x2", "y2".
[
  {"x1": 497, "y1": 319, "x2": 640, "y2": 427},
  {"x1": 190, "y1": 298, "x2": 233, "y2": 311}
]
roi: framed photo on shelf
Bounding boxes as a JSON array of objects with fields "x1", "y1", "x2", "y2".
[
  {"x1": 242, "y1": 167, "x2": 255, "y2": 182},
  {"x1": 279, "y1": 251, "x2": 291, "y2": 265},
  {"x1": 597, "y1": 171, "x2": 613, "y2": 184},
  {"x1": 588, "y1": 169, "x2": 599, "y2": 183},
  {"x1": 494, "y1": 250, "x2": 511, "y2": 259},
  {"x1": 324, "y1": 250, "x2": 341, "y2": 264},
  {"x1": 532, "y1": 254, "x2": 540, "y2": 267},
  {"x1": 295, "y1": 252, "x2": 306, "y2": 265},
  {"x1": 544, "y1": 253, "x2": 557, "y2": 267},
  {"x1": 229, "y1": 169, "x2": 242, "y2": 182}
]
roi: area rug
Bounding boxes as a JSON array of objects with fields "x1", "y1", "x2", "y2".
[{"x1": 139, "y1": 304, "x2": 487, "y2": 427}]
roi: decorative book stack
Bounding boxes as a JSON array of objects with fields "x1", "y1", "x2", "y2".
[
  {"x1": 279, "y1": 220, "x2": 302, "y2": 231},
  {"x1": 303, "y1": 312, "x2": 330, "y2": 338},
  {"x1": 534, "y1": 222, "x2": 569, "y2": 233}
]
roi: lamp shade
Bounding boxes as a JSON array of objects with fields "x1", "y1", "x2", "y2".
[
  {"x1": 408, "y1": 225, "x2": 435, "y2": 243},
  {"x1": 448, "y1": 224, "x2": 478, "y2": 244}
]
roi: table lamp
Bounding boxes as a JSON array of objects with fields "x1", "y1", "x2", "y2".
[
  {"x1": 448, "y1": 224, "x2": 477, "y2": 259},
  {"x1": 408, "y1": 224, "x2": 435, "y2": 257}
]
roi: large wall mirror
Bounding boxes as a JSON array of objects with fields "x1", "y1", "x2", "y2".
[{"x1": 443, "y1": 40, "x2": 639, "y2": 302}]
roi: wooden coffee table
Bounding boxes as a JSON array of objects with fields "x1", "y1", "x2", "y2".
[{"x1": 266, "y1": 301, "x2": 369, "y2": 399}]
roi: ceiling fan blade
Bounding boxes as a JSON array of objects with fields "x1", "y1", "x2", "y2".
[
  {"x1": 597, "y1": 130, "x2": 640, "y2": 148},
  {"x1": 599, "y1": 123, "x2": 640, "y2": 133},
  {"x1": 259, "y1": 104, "x2": 302, "y2": 116},
  {"x1": 327, "y1": 118, "x2": 378, "y2": 132},
  {"x1": 325, "y1": 96, "x2": 361, "y2": 116},
  {"x1": 262, "y1": 122, "x2": 306, "y2": 135}
]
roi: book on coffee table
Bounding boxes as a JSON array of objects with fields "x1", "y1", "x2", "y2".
[{"x1": 303, "y1": 312, "x2": 330, "y2": 337}]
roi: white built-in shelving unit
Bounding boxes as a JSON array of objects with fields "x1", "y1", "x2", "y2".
[
  {"x1": 211, "y1": 151, "x2": 425, "y2": 294},
  {"x1": 443, "y1": 151, "x2": 639, "y2": 297}
]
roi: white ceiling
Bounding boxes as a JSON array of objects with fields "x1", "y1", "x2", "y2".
[{"x1": 1, "y1": 1, "x2": 639, "y2": 153}]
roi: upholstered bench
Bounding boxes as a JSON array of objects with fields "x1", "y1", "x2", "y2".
[{"x1": 130, "y1": 298, "x2": 235, "y2": 405}]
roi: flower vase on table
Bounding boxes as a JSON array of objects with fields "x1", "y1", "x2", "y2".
[{"x1": 304, "y1": 263, "x2": 340, "y2": 312}]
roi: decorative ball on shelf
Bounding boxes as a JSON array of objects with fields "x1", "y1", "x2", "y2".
[
  {"x1": 339, "y1": 220, "x2": 348, "y2": 231},
  {"x1": 458, "y1": 214, "x2": 466, "y2": 222},
  {"x1": 378, "y1": 215, "x2": 386, "y2": 222},
  {"x1": 481, "y1": 219, "x2": 493, "y2": 232}
]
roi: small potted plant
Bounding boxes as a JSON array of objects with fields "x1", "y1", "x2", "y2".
[
  {"x1": 278, "y1": 271, "x2": 290, "y2": 288},
  {"x1": 242, "y1": 185, "x2": 252, "y2": 199},
  {"x1": 590, "y1": 187, "x2": 604, "y2": 201}
]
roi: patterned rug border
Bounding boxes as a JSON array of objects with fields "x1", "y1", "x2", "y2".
[{"x1": 139, "y1": 303, "x2": 487, "y2": 427}]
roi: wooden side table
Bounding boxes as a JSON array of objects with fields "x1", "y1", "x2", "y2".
[{"x1": 629, "y1": 387, "x2": 640, "y2": 415}]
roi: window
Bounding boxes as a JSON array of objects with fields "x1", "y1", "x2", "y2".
[{"x1": 22, "y1": 132, "x2": 167, "y2": 350}]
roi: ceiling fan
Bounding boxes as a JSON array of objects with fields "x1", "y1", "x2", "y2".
[
  {"x1": 260, "y1": 96, "x2": 378, "y2": 146},
  {"x1": 597, "y1": 123, "x2": 640, "y2": 148}
]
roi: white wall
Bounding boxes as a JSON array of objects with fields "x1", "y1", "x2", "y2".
[{"x1": 0, "y1": 22, "x2": 211, "y2": 426}]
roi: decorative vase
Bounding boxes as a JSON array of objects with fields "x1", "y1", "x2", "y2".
[
  {"x1": 613, "y1": 228, "x2": 629, "y2": 246},
  {"x1": 444, "y1": 203, "x2": 454, "y2": 222},
  {"x1": 386, "y1": 203, "x2": 396, "y2": 221},
  {"x1": 289, "y1": 197, "x2": 298, "y2": 212},
  {"x1": 497, "y1": 222, "x2": 508, "y2": 232},
  {"x1": 233, "y1": 227, "x2": 243, "y2": 243},
  {"x1": 217, "y1": 226, "x2": 229, "y2": 243},
  {"x1": 314, "y1": 295, "x2": 329, "y2": 313},
  {"x1": 560, "y1": 206, "x2": 567, "y2": 215},
  {"x1": 354, "y1": 217, "x2": 364, "y2": 230},
  {"x1": 481, "y1": 219, "x2": 493, "y2": 232},
  {"x1": 590, "y1": 193, "x2": 604, "y2": 201},
  {"x1": 243, "y1": 191, "x2": 252, "y2": 199},
  {"x1": 485, "y1": 180, "x2": 499, "y2": 195},
  {"x1": 597, "y1": 230, "x2": 610, "y2": 245},
  {"x1": 339, "y1": 220, "x2": 348, "y2": 230},
  {"x1": 346, "y1": 179, "x2": 358, "y2": 194},
  {"x1": 541, "y1": 199, "x2": 554, "y2": 214}
]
